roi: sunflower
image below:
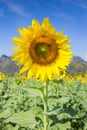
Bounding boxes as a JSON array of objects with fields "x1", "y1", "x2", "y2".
[
  {"x1": 12, "y1": 18, "x2": 72, "y2": 82},
  {"x1": 59, "y1": 69, "x2": 66, "y2": 79},
  {"x1": 66, "y1": 74, "x2": 74, "y2": 82},
  {"x1": 0, "y1": 72, "x2": 5, "y2": 81}
]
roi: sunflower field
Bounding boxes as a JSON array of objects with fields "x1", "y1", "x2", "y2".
[
  {"x1": 0, "y1": 73, "x2": 87, "y2": 130},
  {"x1": 0, "y1": 18, "x2": 86, "y2": 130}
]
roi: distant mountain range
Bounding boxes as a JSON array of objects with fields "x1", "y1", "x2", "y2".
[
  {"x1": 0, "y1": 54, "x2": 87, "y2": 75},
  {"x1": 67, "y1": 56, "x2": 87, "y2": 75},
  {"x1": 0, "y1": 55, "x2": 19, "y2": 74}
]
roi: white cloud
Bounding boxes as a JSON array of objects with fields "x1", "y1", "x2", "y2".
[
  {"x1": 65, "y1": 0, "x2": 87, "y2": 9},
  {"x1": 0, "y1": 0, "x2": 30, "y2": 17},
  {"x1": 0, "y1": 9, "x2": 9, "y2": 19},
  {"x1": 53, "y1": 11, "x2": 76, "y2": 23},
  {"x1": 44, "y1": 0, "x2": 76, "y2": 23}
]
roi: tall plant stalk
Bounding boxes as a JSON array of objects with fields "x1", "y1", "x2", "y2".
[{"x1": 43, "y1": 81, "x2": 49, "y2": 130}]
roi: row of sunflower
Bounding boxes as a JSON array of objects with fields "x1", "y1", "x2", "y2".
[
  {"x1": 0, "y1": 72, "x2": 5, "y2": 81},
  {"x1": 1, "y1": 71, "x2": 87, "y2": 84},
  {"x1": 59, "y1": 70, "x2": 87, "y2": 83}
]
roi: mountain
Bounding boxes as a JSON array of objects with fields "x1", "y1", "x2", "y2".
[
  {"x1": 72, "y1": 56, "x2": 86, "y2": 62},
  {"x1": 67, "y1": 56, "x2": 87, "y2": 75},
  {"x1": 0, "y1": 55, "x2": 19, "y2": 74},
  {"x1": 0, "y1": 54, "x2": 87, "y2": 75}
]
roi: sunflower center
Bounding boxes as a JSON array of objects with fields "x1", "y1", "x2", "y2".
[
  {"x1": 29, "y1": 37, "x2": 58, "y2": 65},
  {"x1": 35, "y1": 43, "x2": 50, "y2": 57}
]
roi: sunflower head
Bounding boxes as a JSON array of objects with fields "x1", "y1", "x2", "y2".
[
  {"x1": 29, "y1": 37, "x2": 58, "y2": 65},
  {"x1": 12, "y1": 18, "x2": 72, "y2": 82}
]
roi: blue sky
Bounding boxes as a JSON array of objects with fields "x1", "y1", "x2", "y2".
[{"x1": 0, "y1": 0, "x2": 87, "y2": 60}]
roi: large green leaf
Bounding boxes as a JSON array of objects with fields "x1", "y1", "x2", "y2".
[
  {"x1": 23, "y1": 87, "x2": 43, "y2": 99},
  {"x1": 5, "y1": 110, "x2": 37, "y2": 129}
]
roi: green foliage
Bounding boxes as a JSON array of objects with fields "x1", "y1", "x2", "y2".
[{"x1": 0, "y1": 75, "x2": 87, "y2": 129}]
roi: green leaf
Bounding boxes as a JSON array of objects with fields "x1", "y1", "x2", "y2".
[
  {"x1": 50, "y1": 121, "x2": 71, "y2": 130},
  {"x1": 58, "y1": 97, "x2": 69, "y2": 104},
  {"x1": 0, "y1": 108, "x2": 13, "y2": 119},
  {"x1": 44, "y1": 106, "x2": 61, "y2": 115},
  {"x1": 6, "y1": 124, "x2": 19, "y2": 130},
  {"x1": 5, "y1": 110, "x2": 37, "y2": 129},
  {"x1": 24, "y1": 87, "x2": 43, "y2": 99},
  {"x1": 84, "y1": 120, "x2": 87, "y2": 129},
  {"x1": 58, "y1": 121, "x2": 71, "y2": 130}
]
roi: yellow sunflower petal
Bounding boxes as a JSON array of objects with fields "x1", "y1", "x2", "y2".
[
  {"x1": 42, "y1": 18, "x2": 56, "y2": 35},
  {"x1": 27, "y1": 63, "x2": 38, "y2": 78},
  {"x1": 32, "y1": 19, "x2": 41, "y2": 29},
  {"x1": 18, "y1": 28, "x2": 29, "y2": 37},
  {"x1": 12, "y1": 37, "x2": 26, "y2": 45},
  {"x1": 20, "y1": 62, "x2": 32, "y2": 73},
  {"x1": 40, "y1": 66, "x2": 47, "y2": 82},
  {"x1": 12, "y1": 17, "x2": 72, "y2": 82}
]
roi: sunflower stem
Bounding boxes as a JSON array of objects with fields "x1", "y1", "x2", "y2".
[{"x1": 43, "y1": 80, "x2": 49, "y2": 130}]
